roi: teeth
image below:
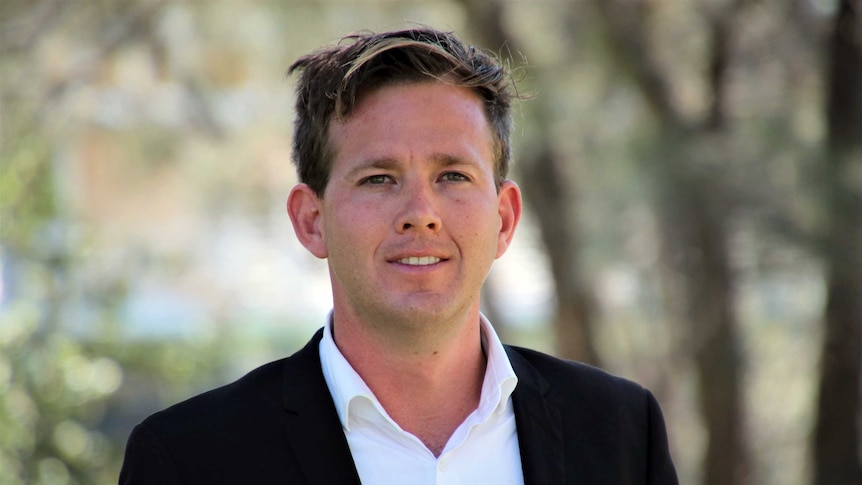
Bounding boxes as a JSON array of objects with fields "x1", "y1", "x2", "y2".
[{"x1": 398, "y1": 256, "x2": 441, "y2": 266}]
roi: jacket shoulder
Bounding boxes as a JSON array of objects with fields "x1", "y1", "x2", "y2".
[
  {"x1": 120, "y1": 331, "x2": 342, "y2": 484},
  {"x1": 141, "y1": 357, "x2": 288, "y2": 437},
  {"x1": 505, "y1": 345, "x2": 649, "y2": 406},
  {"x1": 141, "y1": 329, "x2": 324, "y2": 436},
  {"x1": 506, "y1": 345, "x2": 679, "y2": 484}
]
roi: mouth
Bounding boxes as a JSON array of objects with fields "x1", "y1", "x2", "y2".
[{"x1": 397, "y1": 256, "x2": 443, "y2": 266}]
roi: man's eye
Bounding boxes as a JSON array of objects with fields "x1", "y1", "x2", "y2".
[
  {"x1": 362, "y1": 175, "x2": 392, "y2": 185},
  {"x1": 440, "y1": 172, "x2": 469, "y2": 182}
]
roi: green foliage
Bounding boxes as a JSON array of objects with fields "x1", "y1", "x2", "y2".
[
  {"x1": 0, "y1": 136, "x2": 55, "y2": 254},
  {"x1": 0, "y1": 306, "x2": 121, "y2": 485},
  {"x1": 0, "y1": 7, "x2": 228, "y2": 483},
  {"x1": 0, "y1": 298, "x2": 229, "y2": 485}
]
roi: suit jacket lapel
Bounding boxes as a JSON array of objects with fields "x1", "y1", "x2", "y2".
[
  {"x1": 281, "y1": 329, "x2": 361, "y2": 485},
  {"x1": 507, "y1": 347, "x2": 565, "y2": 485},
  {"x1": 278, "y1": 333, "x2": 566, "y2": 484}
]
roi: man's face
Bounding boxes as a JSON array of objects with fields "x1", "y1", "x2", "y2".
[{"x1": 290, "y1": 81, "x2": 521, "y2": 331}]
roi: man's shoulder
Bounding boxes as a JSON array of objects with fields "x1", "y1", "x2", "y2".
[
  {"x1": 120, "y1": 333, "x2": 338, "y2": 483},
  {"x1": 141, "y1": 357, "x2": 289, "y2": 434},
  {"x1": 504, "y1": 347, "x2": 679, "y2": 484},
  {"x1": 139, "y1": 331, "x2": 324, "y2": 438},
  {"x1": 505, "y1": 344, "x2": 649, "y2": 404}
]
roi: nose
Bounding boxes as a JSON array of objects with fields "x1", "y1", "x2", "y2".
[{"x1": 395, "y1": 182, "x2": 442, "y2": 234}]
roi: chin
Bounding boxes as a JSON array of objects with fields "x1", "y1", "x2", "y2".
[{"x1": 385, "y1": 299, "x2": 473, "y2": 328}]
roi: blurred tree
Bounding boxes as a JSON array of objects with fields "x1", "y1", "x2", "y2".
[
  {"x1": 812, "y1": 1, "x2": 862, "y2": 484},
  {"x1": 0, "y1": 103, "x2": 128, "y2": 485},
  {"x1": 460, "y1": 0, "x2": 601, "y2": 366},
  {"x1": 0, "y1": 2, "x2": 226, "y2": 484},
  {"x1": 594, "y1": 1, "x2": 751, "y2": 483}
]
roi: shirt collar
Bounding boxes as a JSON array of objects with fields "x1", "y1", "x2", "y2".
[
  {"x1": 476, "y1": 313, "x2": 519, "y2": 417},
  {"x1": 318, "y1": 312, "x2": 518, "y2": 432}
]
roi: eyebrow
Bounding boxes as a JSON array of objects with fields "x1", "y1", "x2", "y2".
[
  {"x1": 344, "y1": 154, "x2": 481, "y2": 180},
  {"x1": 344, "y1": 157, "x2": 400, "y2": 180}
]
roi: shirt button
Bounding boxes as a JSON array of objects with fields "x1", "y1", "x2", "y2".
[{"x1": 438, "y1": 458, "x2": 448, "y2": 472}]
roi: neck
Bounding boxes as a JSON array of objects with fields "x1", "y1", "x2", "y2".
[{"x1": 331, "y1": 308, "x2": 487, "y2": 456}]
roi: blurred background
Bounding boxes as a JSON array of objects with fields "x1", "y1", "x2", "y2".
[{"x1": 1, "y1": 1, "x2": 860, "y2": 484}]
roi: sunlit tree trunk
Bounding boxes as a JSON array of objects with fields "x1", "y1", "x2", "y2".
[{"x1": 813, "y1": 2, "x2": 862, "y2": 484}]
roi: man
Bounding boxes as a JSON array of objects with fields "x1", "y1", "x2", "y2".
[{"x1": 120, "y1": 27, "x2": 679, "y2": 484}]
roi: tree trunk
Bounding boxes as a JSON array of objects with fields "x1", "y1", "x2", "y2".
[
  {"x1": 521, "y1": 142, "x2": 599, "y2": 364},
  {"x1": 813, "y1": 2, "x2": 862, "y2": 484},
  {"x1": 595, "y1": 0, "x2": 751, "y2": 482},
  {"x1": 459, "y1": 0, "x2": 600, "y2": 365},
  {"x1": 670, "y1": 166, "x2": 748, "y2": 485}
]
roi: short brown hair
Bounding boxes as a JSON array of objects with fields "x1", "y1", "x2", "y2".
[{"x1": 288, "y1": 27, "x2": 516, "y2": 196}]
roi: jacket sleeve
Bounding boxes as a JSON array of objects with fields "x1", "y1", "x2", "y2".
[
  {"x1": 119, "y1": 423, "x2": 183, "y2": 485},
  {"x1": 646, "y1": 390, "x2": 679, "y2": 485}
]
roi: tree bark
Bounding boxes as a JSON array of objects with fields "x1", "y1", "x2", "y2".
[{"x1": 813, "y1": 2, "x2": 862, "y2": 484}]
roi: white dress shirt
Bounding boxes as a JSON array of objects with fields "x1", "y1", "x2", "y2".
[{"x1": 319, "y1": 313, "x2": 524, "y2": 485}]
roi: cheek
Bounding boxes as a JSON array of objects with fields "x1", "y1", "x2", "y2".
[
  {"x1": 451, "y1": 201, "x2": 500, "y2": 250},
  {"x1": 326, "y1": 201, "x2": 383, "y2": 250}
]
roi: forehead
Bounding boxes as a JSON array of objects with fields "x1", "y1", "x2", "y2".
[{"x1": 327, "y1": 82, "x2": 495, "y2": 168}]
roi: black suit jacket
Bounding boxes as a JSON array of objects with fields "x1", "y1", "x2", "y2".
[{"x1": 120, "y1": 329, "x2": 678, "y2": 484}]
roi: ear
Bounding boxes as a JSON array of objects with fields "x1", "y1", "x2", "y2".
[
  {"x1": 495, "y1": 180, "x2": 522, "y2": 259},
  {"x1": 287, "y1": 184, "x2": 328, "y2": 259}
]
